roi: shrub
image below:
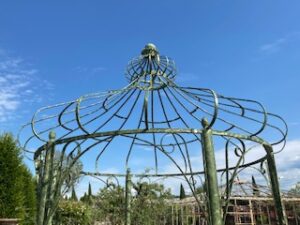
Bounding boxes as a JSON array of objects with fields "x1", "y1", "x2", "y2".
[
  {"x1": 53, "y1": 200, "x2": 91, "y2": 225},
  {"x1": 0, "y1": 133, "x2": 36, "y2": 224}
]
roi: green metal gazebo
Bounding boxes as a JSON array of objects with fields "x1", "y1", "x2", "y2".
[{"x1": 20, "y1": 43, "x2": 288, "y2": 225}]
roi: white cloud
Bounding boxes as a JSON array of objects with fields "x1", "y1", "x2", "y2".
[
  {"x1": 289, "y1": 122, "x2": 300, "y2": 126},
  {"x1": 0, "y1": 49, "x2": 53, "y2": 125},
  {"x1": 74, "y1": 66, "x2": 106, "y2": 75},
  {"x1": 176, "y1": 72, "x2": 200, "y2": 83},
  {"x1": 260, "y1": 38, "x2": 287, "y2": 54},
  {"x1": 158, "y1": 139, "x2": 300, "y2": 193},
  {"x1": 0, "y1": 74, "x2": 31, "y2": 122},
  {"x1": 72, "y1": 139, "x2": 300, "y2": 197},
  {"x1": 259, "y1": 31, "x2": 300, "y2": 54},
  {"x1": 275, "y1": 140, "x2": 300, "y2": 189}
]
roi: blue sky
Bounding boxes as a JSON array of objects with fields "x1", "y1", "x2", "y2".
[{"x1": 1, "y1": 1, "x2": 300, "y2": 195}]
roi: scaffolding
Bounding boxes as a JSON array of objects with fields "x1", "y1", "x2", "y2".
[{"x1": 168, "y1": 196, "x2": 300, "y2": 225}]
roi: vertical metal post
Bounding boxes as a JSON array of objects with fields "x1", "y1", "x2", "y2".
[
  {"x1": 36, "y1": 131, "x2": 56, "y2": 225},
  {"x1": 125, "y1": 168, "x2": 132, "y2": 225},
  {"x1": 44, "y1": 133, "x2": 56, "y2": 225},
  {"x1": 263, "y1": 144, "x2": 288, "y2": 225},
  {"x1": 201, "y1": 118, "x2": 223, "y2": 225}
]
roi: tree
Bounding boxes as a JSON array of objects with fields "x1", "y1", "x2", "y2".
[
  {"x1": 131, "y1": 181, "x2": 171, "y2": 225},
  {"x1": 53, "y1": 200, "x2": 91, "y2": 225},
  {"x1": 20, "y1": 166, "x2": 36, "y2": 225},
  {"x1": 252, "y1": 176, "x2": 260, "y2": 196},
  {"x1": 179, "y1": 183, "x2": 186, "y2": 200},
  {"x1": 93, "y1": 185, "x2": 125, "y2": 225},
  {"x1": 288, "y1": 182, "x2": 300, "y2": 196},
  {"x1": 53, "y1": 150, "x2": 83, "y2": 194},
  {"x1": 0, "y1": 133, "x2": 25, "y2": 219},
  {"x1": 88, "y1": 182, "x2": 92, "y2": 197},
  {"x1": 93, "y1": 180, "x2": 172, "y2": 225},
  {"x1": 80, "y1": 183, "x2": 93, "y2": 205},
  {"x1": 35, "y1": 145, "x2": 83, "y2": 225},
  {"x1": 0, "y1": 133, "x2": 36, "y2": 224},
  {"x1": 195, "y1": 181, "x2": 206, "y2": 194},
  {"x1": 80, "y1": 192, "x2": 87, "y2": 202},
  {"x1": 71, "y1": 186, "x2": 78, "y2": 201}
]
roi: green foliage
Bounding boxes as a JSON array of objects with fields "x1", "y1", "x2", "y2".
[
  {"x1": 0, "y1": 133, "x2": 36, "y2": 224},
  {"x1": 179, "y1": 183, "x2": 186, "y2": 200},
  {"x1": 53, "y1": 150, "x2": 83, "y2": 193},
  {"x1": 20, "y1": 167, "x2": 36, "y2": 225},
  {"x1": 92, "y1": 180, "x2": 172, "y2": 225},
  {"x1": 131, "y1": 181, "x2": 172, "y2": 225},
  {"x1": 34, "y1": 147, "x2": 83, "y2": 225},
  {"x1": 53, "y1": 200, "x2": 91, "y2": 225},
  {"x1": 93, "y1": 185, "x2": 125, "y2": 225},
  {"x1": 80, "y1": 183, "x2": 93, "y2": 205},
  {"x1": 0, "y1": 133, "x2": 24, "y2": 218},
  {"x1": 80, "y1": 193, "x2": 87, "y2": 202},
  {"x1": 71, "y1": 186, "x2": 78, "y2": 201},
  {"x1": 195, "y1": 181, "x2": 206, "y2": 194},
  {"x1": 288, "y1": 182, "x2": 300, "y2": 196},
  {"x1": 88, "y1": 182, "x2": 92, "y2": 197}
]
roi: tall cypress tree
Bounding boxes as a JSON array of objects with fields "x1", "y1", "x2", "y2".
[
  {"x1": 20, "y1": 166, "x2": 36, "y2": 225},
  {"x1": 179, "y1": 183, "x2": 186, "y2": 200},
  {"x1": 71, "y1": 186, "x2": 78, "y2": 201},
  {"x1": 88, "y1": 182, "x2": 92, "y2": 197},
  {"x1": 0, "y1": 133, "x2": 25, "y2": 219},
  {"x1": 0, "y1": 133, "x2": 36, "y2": 222}
]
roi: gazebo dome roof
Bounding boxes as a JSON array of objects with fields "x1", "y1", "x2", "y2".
[{"x1": 19, "y1": 44, "x2": 287, "y2": 176}]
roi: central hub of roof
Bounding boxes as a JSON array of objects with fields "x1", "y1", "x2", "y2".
[
  {"x1": 126, "y1": 43, "x2": 177, "y2": 90},
  {"x1": 141, "y1": 43, "x2": 159, "y2": 58}
]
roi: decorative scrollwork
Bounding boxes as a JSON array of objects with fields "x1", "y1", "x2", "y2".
[{"x1": 18, "y1": 44, "x2": 288, "y2": 221}]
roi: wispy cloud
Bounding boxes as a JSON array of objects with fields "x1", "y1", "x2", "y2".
[
  {"x1": 72, "y1": 139, "x2": 300, "y2": 197},
  {"x1": 176, "y1": 72, "x2": 200, "y2": 83},
  {"x1": 289, "y1": 122, "x2": 300, "y2": 126},
  {"x1": 159, "y1": 139, "x2": 300, "y2": 192},
  {"x1": 259, "y1": 31, "x2": 300, "y2": 54},
  {"x1": 0, "y1": 49, "x2": 53, "y2": 125},
  {"x1": 74, "y1": 66, "x2": 106, "y2": 75},
  {"x1": 260, "y1": 38, "x2": 287, "y2": 54}
]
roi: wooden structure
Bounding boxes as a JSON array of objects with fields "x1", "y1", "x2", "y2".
[
  {"x1": 168, "y1": 196, "x2": 300, "y2": 225},
  {"x1": 0, "y1": 219, "x2": 19, "y2": 225}
]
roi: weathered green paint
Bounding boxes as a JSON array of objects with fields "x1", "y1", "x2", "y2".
[
  {"x1": 34, "y1": 128, "x2": 268, "y2": 159},
  {"x1": 141, "y1": 43, "x2": 159, "y2": 57},
  {"x1": 36, "y1": 131, "x2": 56, "y2": 225},
  {"x1": 125, "y1": 168, "x2": 132, "y2": 225},
  {"x1": 21, "y1": 44, "x2": 289, "y2": 225},
  {"x1": 44, "y1": 134, "x2": 56, "y2": 225},
  {"x1": 201, "y1": 119, "x2": 223, "y2": 225},
  {"x1": 264, "y1": 144, "x2": 288, "y2": 225}
]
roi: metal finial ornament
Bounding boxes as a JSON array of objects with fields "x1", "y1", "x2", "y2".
[
  {"x1": 141, "y1": 43, "x2": 159, "y2": 57},
  {"x1": 19, "y1": 44, "x2": 288, "y2": 225},
  {"x1": 126, "y1": 43, "x2": 175, "y2": 90},
  {"x1": 48, "y1": 131, "x2": 56, "y2": 141}
]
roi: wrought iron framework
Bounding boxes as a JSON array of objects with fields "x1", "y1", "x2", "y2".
[{"x1": 19, "y1": 43, "x2": 288, "y2": 225}]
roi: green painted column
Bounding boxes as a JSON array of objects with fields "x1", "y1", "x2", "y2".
[
  {"x1": 44, "y1": 133, "x2": 56, "y2": 225},
  {"x1": 36, "y1": 131, "x2": 56, "y2": 225},
  {"x1": 201, "y1": 118, "x2": 223, "y2": 225},
  {"x1": 263, "y1": 144, "x2": 288, "y2": 225},
  {"x1": 125, "y1": 168, "x2": 132, "y2": 225}
]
